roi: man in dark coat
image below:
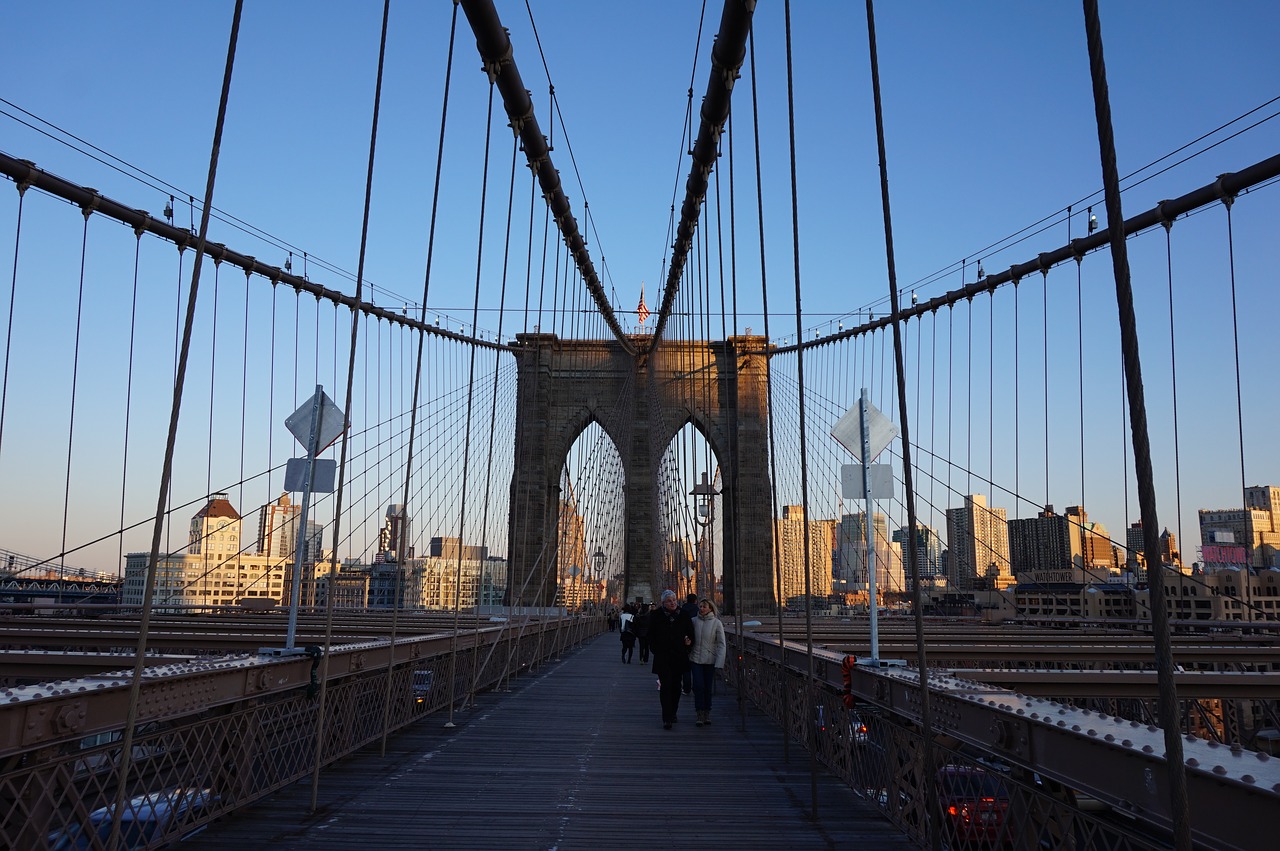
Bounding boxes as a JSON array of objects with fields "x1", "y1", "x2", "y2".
[
  {"x1": 649, "y1": 589, "x2": 695, "y2": 729},
  {"x1": 679, "y1": 593, "x2": 699, "y2": 694}
]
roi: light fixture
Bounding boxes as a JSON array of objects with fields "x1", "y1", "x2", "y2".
[{"x1": 691, "y1": 472, "x2": 719, "y2": 527}]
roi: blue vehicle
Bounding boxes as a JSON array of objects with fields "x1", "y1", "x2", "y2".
[{"x1": 48, "y1": 787, "x2": 216, "y2": 850}]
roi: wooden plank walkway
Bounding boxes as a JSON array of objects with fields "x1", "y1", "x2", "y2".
[{"x1": 185, "y1": 632, "x2": 915, "y2": 850}]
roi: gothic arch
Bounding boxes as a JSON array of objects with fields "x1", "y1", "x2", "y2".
[{"x1": 507, "y1": 333, "x2": 776, "y2": 615}]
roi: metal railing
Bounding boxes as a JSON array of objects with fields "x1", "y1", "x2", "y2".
[
  {"x1": 0, "y1": 616, "x2": 602, "y2": 850},
  {"x1": 725, "y1": 630, "x2": 1280, "y2": 851}
]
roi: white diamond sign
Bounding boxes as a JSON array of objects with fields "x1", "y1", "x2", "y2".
[
  {"x1": 285, "y1": 389, "x2": 346, "y2": 453},
  {"x1": 831, "y1": 399, "x2": 898, "y2": 463}
]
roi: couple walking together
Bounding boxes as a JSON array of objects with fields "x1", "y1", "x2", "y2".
[{"x1": 648, "y1": 589, "x2": 726, "y2": 729}]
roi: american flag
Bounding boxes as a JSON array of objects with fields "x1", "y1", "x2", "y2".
[{"x1": 636, "y1": 285, "x2": 650, "y2": 326}]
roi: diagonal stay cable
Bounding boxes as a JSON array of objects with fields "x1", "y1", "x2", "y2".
[
  {"x1": 112, "y1": 1, "x2": 245, "y2": 847},
  {"x1": 460, "y1": 0, "x2": 631, "y2": 352},
  {"x1": 650, "y1": 0, "x2": 754, "y2": 350}
]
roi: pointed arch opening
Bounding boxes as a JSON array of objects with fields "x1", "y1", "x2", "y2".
[
  {"x1": 655, "y1": 422, "x2": 723, "y2": 609},
  {"x1": 556, "y1": 420, "x2": 625, "y2": 610}
]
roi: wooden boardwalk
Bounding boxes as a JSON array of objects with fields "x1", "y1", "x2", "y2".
[{"x1": 185, "y1": 632, "x2": 914, "y2": 850}]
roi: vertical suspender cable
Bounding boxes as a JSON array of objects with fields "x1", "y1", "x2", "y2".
[
  {"x1": 310, "y1": 0, "x2": 392, "y2": 810},
  {"x1": 237, "y1": 267, "x2": 250, "y2": 581},
  {"x1": 1081, "y1": 3, "x2": 1189, "y2": 847},
  {"x1": 780, "y1": 0, "x2": 821, "y2": 817},
  {"x1": 1223, "y1": 201, "x2": 1247, "y2": 507},
  {"x1": 116, "y1": 3, "x2": 244, "y2": 847},
  {"x1": 1012, "y1": 283, "x2": 1018, "y2": 511},
  {"x1": 1074, "y1": 212, "x2": 1088, "y2": 505},
  {"x1": 864, "y1": 4, "x2": 938, "y2": 848},
  {"x1": 391, "y1": 0, "x2": 458, "y2": 746},
  {"x1": 966, "y1": 300, "x2": 972, "y2": 498},
  {"x1": 118, "y1": 230, "x2": 143, "y2": 577},
  {"x1": 1160, "y1": 213, "x2": 1187, "y2": 564},
  {"x1": 0, "y1": 178, "x2": 29, "y2": 466},
  {"x1": 990, "y1": 292, "x2": 996, "y2": 508},
  {"x1": 725, "y1": 110, "x2": 750, "y2": 731},
  {"x1": 747, "y1": 28, "x2": 790, "y2": 764},
  {"x1": 58, "y1": 203, "x2": 93, "y2": 599},
  {"x1": 477, "y1": 137, "x2": 518, "y2": 690},
  {"x1": 449, "y1": 78, "x2": 496, "y2": 721},
  {"x1": 1043, "y1": 269, "x2": 1050, "y2": 505}
]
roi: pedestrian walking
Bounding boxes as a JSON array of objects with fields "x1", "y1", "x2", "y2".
[
  {"x1": 689, "y1": 598, "x2": 726, "y2": 727},
  {"x1": 620, "y1": 616, "x2": 636, "y2": 663},
  {"x1": 680, "y1": 593, "x2": 699, "y2": 694},
  {"x1": 632, "y1": 603, "x2": 652, "y2": 663},
  {"x1": 648, "y1": 589, "x2": 694, "y2": 729}
]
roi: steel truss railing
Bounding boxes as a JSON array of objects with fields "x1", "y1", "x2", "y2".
[
  {"x1": 725, "y1": 631, "x2": 1280, "y2": 851},
  {"x1": 0, "y1": 617, "x2": 602, "y2": 850}
]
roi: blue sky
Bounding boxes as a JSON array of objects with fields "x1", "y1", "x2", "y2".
[{"x1": 1, "y1": 1, "x2": 1277, "y2": 570}]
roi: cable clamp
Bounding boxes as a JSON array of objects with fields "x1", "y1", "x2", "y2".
[
  {"x1": 15, "y1": 159, "x2": 39, "y2": 195},
  {"x1": 1069, "y1": 237, "x2": 1085, "y2": 263},
  {"x1": 1213, "y1": 174, "x2": 1236, "y2": 208},
  {"x1": 80, "y1": 190, "x2": 101, "y2": 220}
]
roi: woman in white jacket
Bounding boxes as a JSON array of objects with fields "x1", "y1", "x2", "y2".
[{"x1": 689, "y1": 598, "x2": 727, "y2": 726}]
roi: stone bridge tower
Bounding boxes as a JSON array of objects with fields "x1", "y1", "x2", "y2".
[{"x1": 507, "y1": 334, "x2": 774, "y2": 616}]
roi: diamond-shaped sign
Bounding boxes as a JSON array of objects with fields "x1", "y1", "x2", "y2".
[
  {"x1": 285, "y1": 389, "x2": 346, "y2": 453},
  {"x1": 831, "y1": 398, "x2": 898, "y2": 463}
]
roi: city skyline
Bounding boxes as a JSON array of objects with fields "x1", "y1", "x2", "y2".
[{"x1": 0, "y1": 3, "x2": 1276, "y2": 575}]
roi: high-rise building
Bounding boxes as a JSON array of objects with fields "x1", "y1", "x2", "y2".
[
  {"x1": 891, "y1": 523, "x2": 944, "y2": 587},
  {"x1": 556, "y1": 500, "x2": 588, "y2": 575},
  {"x1": 946, "y1": 494, "x2": 1012, "y2": 589},
  {"x1": 1065, "y1": 506, "x2": 1119, "y2": 576},
  {"x1": 188, "y1": 493, "x2": 241, "y2": 559},
  {"x1": 1126, "y1": 521, "x2": 1146, "y2": 569},
  {"x1": 1160, "y1": 528, "x2": 1182, "y2": 570},
  {"x1": 838, "y1": 512, "x2": 902, "y2": 594},
  {"x1": 774, "y1": 505, "x2": 834, "y2": 604},
  {"x1": 1199, "y1": 485, "x2": 1280, "y2": 569},
  {"x1": 378, "y1": 504, "x2": 412, "y2": 563},
  {"x1": 1007, "y1": 505, "x2": 1082, "y2": 578},
  {"x1": 257, "y1": 493, "x2": 299, "y2": 560}
]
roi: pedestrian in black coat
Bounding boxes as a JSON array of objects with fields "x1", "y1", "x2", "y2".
[{"x1": 649, "y1": 589, "x2": 695, "y2": 729}]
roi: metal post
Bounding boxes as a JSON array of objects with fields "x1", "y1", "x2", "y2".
[
  {"x1": 860, "y1": 388, "x2": 879, "y2": 664},
  {"x1": 286, "y1": 384, "x2": 324, "y2": 649}
]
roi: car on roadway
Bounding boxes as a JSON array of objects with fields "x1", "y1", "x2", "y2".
[
  {"x1": 47, "y1": 786, "x2": 216, "y2": 850},
  {"x1": 936, "y1": 765, "x2": 1010, "y2": 847}
]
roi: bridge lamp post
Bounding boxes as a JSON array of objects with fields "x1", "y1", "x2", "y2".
[
  {"x1": 591, "y1": 548, "x2": 606, "y2": 606},
  {"x1": 691, "y1": 472, "x2": 719, "y2": 597}
]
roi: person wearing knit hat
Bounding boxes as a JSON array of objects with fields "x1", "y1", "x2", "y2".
[{"x1": 647, "y1": 589, "x2": 695, "y2": 729}]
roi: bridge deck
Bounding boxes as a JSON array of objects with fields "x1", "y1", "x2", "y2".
[{"x1": 185, "y1": 632, "x2": 912, "y2": 850}]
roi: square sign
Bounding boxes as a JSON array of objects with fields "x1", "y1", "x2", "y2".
[
  {"x1": 285, "y1": 389, "x2": 346, "y2": 453},
  {"x1": 285, "y1": 458, "x2": 337, "y2": 494},
  {"x1": 831, "y1": 399, "x2": 898, "y2": 463},
  {"x1": 841, "y1": 463, "x2": 894, "y2": 500}
]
